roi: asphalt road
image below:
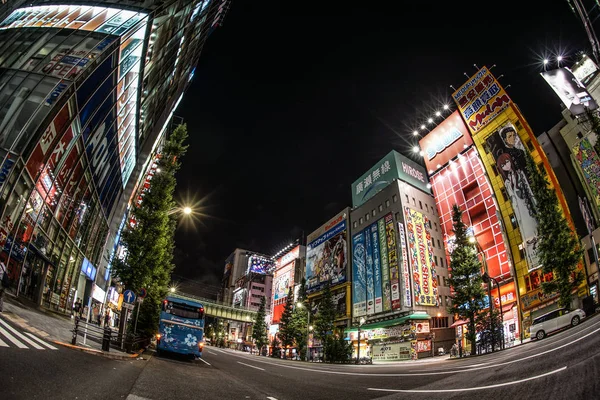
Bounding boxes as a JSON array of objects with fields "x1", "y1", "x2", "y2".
[{"x1": 2, "y1": 313, "x2": 600, "y2": 399}]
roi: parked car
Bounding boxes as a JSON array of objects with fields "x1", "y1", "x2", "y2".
[{"x1": 529, "y1": 308, "x2": 586, "y2": 340}]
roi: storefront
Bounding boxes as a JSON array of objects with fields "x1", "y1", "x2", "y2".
[{"x1": 346, "y1": 313, "x2": 433, "y2": 361}]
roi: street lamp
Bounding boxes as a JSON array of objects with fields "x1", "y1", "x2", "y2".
[
  {"x1": 167, "y1": 205, "x2": 193, "y2": 216},
  {"x1": 356, "y1": 317, "x2": 366, "y2": 364},
  {"x1": 170, "y1": 287, "x2": 176, "y2": 293},
  {"x1": 482, "y1": 272, "x2": 504, "y2": 350}
]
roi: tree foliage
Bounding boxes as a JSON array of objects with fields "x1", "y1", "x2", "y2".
[
  {"x1": 290, "y1": 277, "x2": 309, "y2": 360},
  {"x1": 111, "y1": 124, "x2": 189, "y2": 337},
  {"x1": 277, "y1": 287, "x2": 296, "y2": 356},
  {"x1": 313, "y1": 284, "x2": 336, "y2": 361},
  {"x1": 446, "y1": 204, "x2": 486, "y2": 355},
  {"x1": 525, "y1": 153, "x2": 584, "y2": 308},
  {"x1": 252, "y1": 296, "x2": 269, "y2": 355}
]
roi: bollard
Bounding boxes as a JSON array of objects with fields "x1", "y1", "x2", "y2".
[
  {"x1": 72, "y1": 317, "x2": 79, "y2": 345},
  {"x1": 102, "y1": 327, "x2": 111, "y2": 352}
]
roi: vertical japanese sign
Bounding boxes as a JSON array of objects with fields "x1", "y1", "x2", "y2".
[
  {"x1": 378, "y1": 218, "x2": 391, "y2": 312},
  {"x1": 371, "y1": 224, "x2": 383, "y2": 313},
  {"x1": 398, "y1": 222, "x2": 412, "y2": 308},
  {"x1": 352, "y1": 231, "x2": 367, "y2": 317},
  {"x1": 385, "y1": 214, "x2": 401, "y2": 310},
  {"x1": 404, "y1": 207, "x2": 438, "y2": 306},
  {"x1": 452, "y1": 67, "x2": 511, "y2": 134},
  {"x1": 365, "y1": 227, "x2": 374, "y2": 315}
]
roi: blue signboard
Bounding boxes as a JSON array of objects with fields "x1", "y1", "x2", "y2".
[
  {"x1": 352, "y1": 231, "x2": 366, "y2": 317},
  {"x1": 81, "y1": 258, "x2": 97, "y2": 281},
  {"x1": 371, "y1": 223, "x2": 383, "y2": 314},
  {"x1": 123, "y1": 289, "x2": 136, "y2": 304}
]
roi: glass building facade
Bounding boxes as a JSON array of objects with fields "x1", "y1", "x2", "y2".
[{"x1": 0, "y1": 0, "x2": 227, "y2": 313}]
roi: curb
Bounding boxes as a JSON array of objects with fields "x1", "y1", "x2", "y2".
[{"x1": 53, "y1": 340, "x2": 145, "y2": 360}]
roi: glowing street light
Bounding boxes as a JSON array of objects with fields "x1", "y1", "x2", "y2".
[
  {"x1": 167, "y1": 205, "x2": 193, "y2": 216},
  {"x1": 412, "y1": 146, "x2": 420, "y2": 153},
  {"x1": 557, "y1": 55, "x2": 563, "y2": 62},
  {"x1": 435, "y1": 111, "x2": 441, "y2": 117},
  {"x1": 420, "y1": 124, "x2": 426, "y2": 130},
  {"x1": 543, "y1": 59, "x2": 549, "y2": 65},
  {"x1": 427, "y1": 118, "x2": 433, "y2": 124},
  {"x1": 170, "y1": 287, "x2": 176, "y2": 293},
  {"x1": 443, "y1": 104, "x2": 449, "y2": 110},
  {"x1": 413, "y1": 130, "x2": 419, "y2": 136},
  {"x1": 183, "y1": 206, "x2": 192, "y2": 215}
]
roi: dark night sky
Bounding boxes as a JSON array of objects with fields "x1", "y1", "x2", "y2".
[{"x1": 172, "y1": 0, "x2": 590, "y2": 296}]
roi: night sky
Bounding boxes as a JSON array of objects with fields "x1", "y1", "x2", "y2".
[{"x1": 172, "y1": 0, "x2": 590, "y2": 297}]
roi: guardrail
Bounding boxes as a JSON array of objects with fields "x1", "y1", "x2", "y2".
[{"x1": 71, "y1": 317, "x2": 150, "y2": 353}]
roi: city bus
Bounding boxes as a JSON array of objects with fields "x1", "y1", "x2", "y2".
[{"x1": 156, "y1": 296, "x2": 205, "y2": 359}]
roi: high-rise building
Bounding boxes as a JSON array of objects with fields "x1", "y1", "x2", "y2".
[
  {"x1": 0, "y1": 0, "x2": 231, "y2": 313},
  {"x1": 347, "y1": 151, "x2": 453, "y2": 361}
]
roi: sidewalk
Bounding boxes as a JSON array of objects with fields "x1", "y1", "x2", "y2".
[{"x1": 2, "y1": 294, "x2": 141, "y2": 360}]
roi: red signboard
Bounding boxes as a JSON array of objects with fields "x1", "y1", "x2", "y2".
[{"x1": 418, "y1": 111, "x2": 473, "y2": 174}]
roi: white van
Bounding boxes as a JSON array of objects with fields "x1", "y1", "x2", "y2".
[{"x1": 529, "y1": 308, "x2": 586, "y2": 340}]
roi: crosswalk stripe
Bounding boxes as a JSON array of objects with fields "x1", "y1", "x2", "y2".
[
  {"x1": 0, "y1": 324, "x2": 27, "y2": 348},
  {"x1": 0, "y1": 337, "x2": 8, "y2": 347},
  {"x1": 0, "y1": 318, "x2": 44, "y2": 349},
  {"x1": 25, "y1": 332, "x2": 58, "y2": 350}
]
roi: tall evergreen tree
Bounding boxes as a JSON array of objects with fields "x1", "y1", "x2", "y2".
[
  {"x1": 447, "y1": 204, "x2": 486, "y2": 355},
  {"x1": 252, "y1": 296, "x2": 269, "y2": 355},
  {"x1": 291, "y1": 277, "x2": 309, "y2": 360},
  {"x1": 277, "y1": 287, "x2": 296, "y2": 358},
  {"x1": 525, "y1": 153, "x2": 584, "y2": 308},
  {"x1": 313, "y1": 284, "x2": 336, "y2": 361},
  {"x1": 111, "y1": 124, "x2": 188, "y2": 337}
]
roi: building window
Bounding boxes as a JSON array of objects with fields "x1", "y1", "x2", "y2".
[
  {"x1": 379, "y1": 204, "x2": 383, "y2": 212},
  {"x1": 491, "y1": 164, "x2": 498, "y2": 176},
  {"x1": 395, "y1": 212, "x2": 400, "y2": 221},
  {"x1": 431, "y1": 317, "x2": 449, "y2": 328},
  {"x1": 392, "y1": 194, "x2": 398, "y2": 203},
  {"x1": 537, "y1": 162, "x2": 546, "y2": 175},
  {"x1": 359, "y1": 217, "x2": 363, "y2": 225},
  {"x1": 419, "y1": 200, "x2": 423, "y2": 209},
  {"x1": 445, "y1": 296, "x2": 451, "y2": 306},
  {"x1": 425, "y1": 203, "x2": 429, "y2": 212},
  {"x1": 434, "y1": 222, "x2": 438, "y2": 231},
  {"x1": 353, "y1": 221, "x2": 358, "y2": 228},
  {"x1": 519, "y1": 244, "x2": 526, "y2": 261},
  {"x1": 372, "y1": 209, "x2": 376, "y2": 217},
  {"x1": 500, "y1": 188, "x2": 508, "y2": 202},
  {"x1": 412, "y1": 197, "x2": 416, "y2": 205},
  {"x1": 386, "y1": 200, "x2": 390, "y2": 207},
  {"x1": 526, "y1": 140, "x2": 535, "y2": 152},
  {"x1": 437, "y1": 239, "x2": 441, "y2": 248},
  {"x1": 577, "y1": 132, "x2": 584, "y2": 139},
  {"x1": 366, "y1": 213, "x2": 370, "y2": 221},
  {"x1": 405, "y1": 194, "x2": 409, "y2": 203},
  {"x1": 510, "y1": 214, "x2": 518, "y2": 229},
  {"x1": 434, "y1": 255, "x2": 438, "y2": 265},
  {"x1": 431, "y1": 239, "x2": 435, "y2": 248}
]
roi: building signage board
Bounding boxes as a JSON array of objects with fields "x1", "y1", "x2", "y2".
[
  {"x1": 306, "y1": 210, "x2": 349, "y2": 293},
  {"x1": 541, "y1": 67, "x2": 598, "y2": 115},
  {"x1": 418, "y1": 111, "x2": 473, "y2": 173},
  {"x1": 403, "y1": 207, "x2": 438, "y2": 307},
  {"x1": 452, "y1": 67, "x2": 511, "y2": 134},
  {"x1": 397, "y1": 222, "x2": 412, "y2": 308},
  {"x1": 573, "y1": 138, "x2": 600, "y2": 213},
  {"x1": 351, "y1": 151, "x2": 430, "y2": 207}
]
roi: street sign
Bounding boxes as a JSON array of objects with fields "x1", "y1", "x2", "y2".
[
  {"x1": 122, "y1": 302, "x2": 135, "y2": 310},
  {"x1": 123, "y1": 290, "x2": 136, "y2": 304},
  {"x1": 137, "y1": 297, "x2": 144, "y2": 304},
  {"x1": 139, "y1": 288, "x2": 147, "y2": 298}
]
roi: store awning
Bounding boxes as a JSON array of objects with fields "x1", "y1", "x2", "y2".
[
  {"x1": 450, "y1": 319, "x2": 470, "y2": 328},
  {"x1": 346, "y1": 313, "x2": 432, "y2": 332},
  {"x1": 501, "y1": 302, "x2": 516, "y2": 314}
]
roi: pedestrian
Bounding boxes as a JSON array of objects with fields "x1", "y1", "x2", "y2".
[
  {"x1": 104, "y1": 310, "x2": 110, "y2": 327},
  {"x1": 0, "y1": 261, "x2": 8, "y2": 312},
  {"x1": 96, "y1": 307, "x2": 102, "y2": 325},
  {"x1": 73, "y1": 298, "x2": 82, "y2": 318}
]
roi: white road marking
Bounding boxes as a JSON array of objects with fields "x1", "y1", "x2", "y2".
[
  {"x1": 24, "y1": 332, "x2": 58, "y2": 350},
  {"x1": 207, "y1": 350, "x2": 217, "y2": 355},
  {"x1": 368, "y1": 366, "x2": 567, "y2": 393},
  {"x1": 0, "y1": 337, "x2": 7, "y2": 347},
  {"x1": 0, "y1": 319, "x2": 44, "y2": 349},
  {"x1": 198, "y1": 357, "x2": 211, "y2": 365},
  {"x1": 126, "y1": 395, "x2": 153, "y2": 400},
  {"x1": 267, "y1": 397, "x2": 279, "y2": 400},
  {"x1": 0, "y1": 324, "x2": 27, "y2": 348},
  {"x1": 238, "y1": 361, "x2": 265, "y2": 371}
]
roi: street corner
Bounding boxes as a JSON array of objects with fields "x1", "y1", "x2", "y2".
[
  {"x1": 1, "y1": 311, "x2": 52, "y2": 339},
  {"x1": 53, "y1": 340, "x2": 146, "y2": 361}
]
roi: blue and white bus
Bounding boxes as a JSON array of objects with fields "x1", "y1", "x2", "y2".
[{"x1": 156, "y1": 296, "x2": 205, "y2": 359}]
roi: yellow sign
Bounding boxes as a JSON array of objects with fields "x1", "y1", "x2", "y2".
[{"x1": 452, "y1": 67, "x2": 511, "y2": 134}]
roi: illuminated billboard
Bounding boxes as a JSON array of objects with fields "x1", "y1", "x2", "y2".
[
  {"x1": 306, "y1": 209, "x2": 349, "y2": 293},
  {"x1": 352, "y1": 213, "x2": 402, "y2": 317},
  {"x1": 485, "y1": 121, "x2": 540, "y2": 270},
  {"x1": 572, "y1": 56, "x2": 599, "y2": 84},
  {"x1": 418, "y1": 111, "x2": 473, "y2": 174},
  {"x1": 247, "y1": 254, "x2": 275, "y2": 275},
  {"x1": 452, "y1": 67, "x2": 511, "y2": 134},
  {"x1": 403, "y1": 208, "x2": 438, "y2": 306},
  {"x1": 573, "y1": 138, "x2": 600, "y2": 212},
  {"x1": 352, "y1": 151, "x2": 429, "y2": 207},
  {"x1": 541, "y1": 67, "x2": 598, "y2": 116}
]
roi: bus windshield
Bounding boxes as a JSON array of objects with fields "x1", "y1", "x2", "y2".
[{"x1": 163, "y1": 300, "x2": 204, "y2": 319}]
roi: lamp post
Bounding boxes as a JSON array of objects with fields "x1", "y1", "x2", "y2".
[
  {"x1": 356, "y1": 317, "x2": 366, "y2": 364},
  {"x1": 482, "y1": 272, "x2": 504, "y2": 350},
  {"x1": 167, "y1": 205, "x2": 193, "y2": 216},
  {"x1": 469, "y1": 236, "x2": 496, "y2": 353}
]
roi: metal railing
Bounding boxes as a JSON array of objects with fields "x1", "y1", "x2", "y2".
[{"x1": 71, "y1": 317, "x2": 150, "y2": 353}]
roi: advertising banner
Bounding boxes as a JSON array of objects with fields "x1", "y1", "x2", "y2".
[
  {"x1": 312, "y1": 286, "x2": 348, "y2": 320},
  {"x1": 541, "y1": 67, "x2": 598, "y2": 115},
  {"x1": 365, "y1": 225, "x2": 375, "y2": 315},
  {"x1": 397, "y1": 222, "x2": 412, "y2": 308},
  {"x1": 385, "y1": 214, "x2": 401, "y2": 310},
  {"x1": 306, "y1": 216, "x2": 348, "y2": 293},
  {"x1": 371, "y1": 342, "x2": 411, "y2": 361},
  {"x1": 485, "y1": 121, "x2": 540, "y2": 270},
  {"x1": 572, "y1": 57, "x2": 599, "y2": 84},
  {"x1": 377, "y1": 219, "x2": 391, "y2": 312},
  {"x1": 404, "y1": 207, "x2": 438, "y2": 306},
  {"x1": 418, "y1": 111, "x2": 473, "y2": 173},
  {"x1": 273, "y1": 262, "x2": 294, "y2": 301},
  {"x1": 247, "y1": 255, "x2": 274, "y2": 275},
  {"x1": 352, "y1": 150, "x2": 430, "y2": 207},
  {"x1": 352, "y1": 230, "x2": 367, "y2": 317},
  {"x1": 371, "y1": 224, "x2": 383, "y2": 313},
  {"x1": 573, "y1": 138, "x2": 600, "y2": 212},
  {"x1": 417, "y1": 340, "x2": 431, "y2": 353},
  {"x1": 452, "y1": 67, "x2": 511, "y2": 134}
]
